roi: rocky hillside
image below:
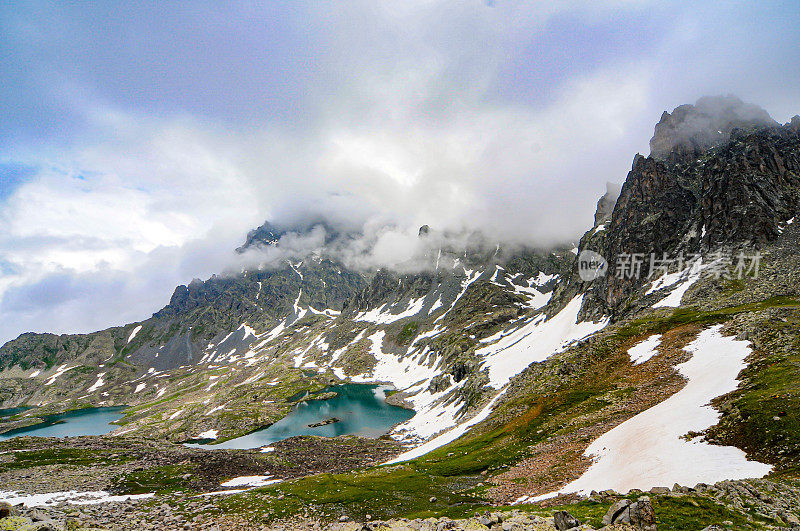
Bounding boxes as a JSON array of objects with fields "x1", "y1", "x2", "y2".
[{"x1": 2, "y1": 96, "x2": 800, "y2": 530}]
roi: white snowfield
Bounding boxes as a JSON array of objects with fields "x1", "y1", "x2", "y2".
[
  {"x1": 197, "y1": 429, "x2": 218, "y2": 439},
  {"x1": 627, "y1": 334, "x2": 662, "y2": 365},
  {"x1": 385, "y1": 390, "x2": 505, "y2": 464},
  {"x1": 127, "y1": 325, "x2": 143, "y2": 344},
  {"x1": 0, "y1": 490, "x2": 154, "y2": 507},
  {"x1": 533, "y1": 325, "x2": 772, "y2": 500},
  {"x1": 386, "y1": 295, "x2": 608, "y2": 461},
  {"x1": 479, "y1": 296, "x2": 609, "y2": 388},
  {"x1": 220, "y1": 475, "x2": 281, "y2": 488},
  {"x1": 652, "y1": 259, "x2": 704, "y2": 308}
]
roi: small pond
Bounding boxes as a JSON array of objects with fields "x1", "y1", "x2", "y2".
[
  {"x1": 192, "y1": 384, "x2": 415, "y2": 450},
  {"x1": 0, "y1": 407, "x2": 126, "y2": 440}
]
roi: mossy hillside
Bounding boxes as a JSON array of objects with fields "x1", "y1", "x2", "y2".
[
  {"x1": 112, "y1": 464, "x2": 195, "y2": 495},
  {"x1": 215, "y1": 465, "x2": 487, "y2": 523},
  {"x1": 706, "y1": 307, "x2": 800, "y2": 468},
  {"x1": 0, "y1": 447, "x2": 133, "y2": 473},
  {"x1": 207, "y1": 297, "x2": 800, "y2": 523},
  {"x1": 514, "y1": 493, "x2": 773, "y2": 530},
  {"x1": 213, "y1": 473, "x2": 779, "y2": 529}
]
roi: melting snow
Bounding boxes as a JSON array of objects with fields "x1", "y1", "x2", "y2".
[
  {"x1": 220, "y1": 475, "x2": 281, "y2": 488},
  {"x1": 127, "y1": 325, "x2": 143, "y2": 344},
  {"x1": 45, "y1": 364, "x2": 76, "y2": 386},
  {"x1": 0, "y1": 490, "x2": 154, "y2": 507},
  {"x1": 652, "y1": 259, "x2": 704, "y2": 308},
  {"x1": 87, "y1": 373, "x2": 106, "y2": 392},
  {"x1": 386, "y1": 390, "x2": 506, "y2": 464},
  {"x1": 355, "y1": 297, "x2": 426, "y2": 324},
  {"x1": 538, "y1": 325, "x2": 772, "y2": 497},
  {"x1": 197, "y1": 429, "x2": 218, "y2": 439},
  {"x1": 628, "y1": 335, "x2": 662, "y2": 365},
  {"x1": 478, "y1": 296, "x2": 608, "y2": 388}
]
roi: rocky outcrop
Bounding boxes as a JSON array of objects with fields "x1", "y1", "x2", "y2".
[
  {"x1": 649, "y1": 95, "x2": 777, "y2": 162},
  {"x1": 593, "y1": 182, "x2": 622, "y2": 227},
  {"x1": 554, "y1": 510, "x2": 582, "y2": 530},
  {"x1": 568, "y1": 101, "x2": 800, "y2": 319},
  {"x1": 602, "y1": 496, "x2": 657, "y2": 530}
]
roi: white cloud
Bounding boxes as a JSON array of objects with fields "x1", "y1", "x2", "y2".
[{"x1": 1, "y1": 1, "x2": 799, "y2": 344}]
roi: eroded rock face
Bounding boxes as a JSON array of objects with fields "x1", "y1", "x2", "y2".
[
  {"x1": 594, "y1": 182, "x2": 622, "y2": 227},
  {"x1": 602, "y1": 496, "x2": 657, "y2": 530},
  {"x1": 649, "y1": 95, "x2": 777, "y2": 162},
  {"x1": 573, "y1": 114, "x2": 800, "y2": 319}
]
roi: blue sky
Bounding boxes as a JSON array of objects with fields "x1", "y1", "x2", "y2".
[{"x1": 1, "y1": 1, "x2": 800, "y2": 344}]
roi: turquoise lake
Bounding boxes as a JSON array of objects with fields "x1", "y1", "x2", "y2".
[
  {"x1": 0, "y1": 407, "x2": 126, "y2": 440},
  {"x1": 191, "y1": 384, "x2": 415, "y2": 449}
]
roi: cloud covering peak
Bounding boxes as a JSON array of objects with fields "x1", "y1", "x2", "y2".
[{"x1": 1, "y1": 1, "x2": 800, "y2": 344}]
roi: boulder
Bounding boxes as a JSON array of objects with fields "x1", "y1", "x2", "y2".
[
  {"x1": 0, "y1": 502, "x2": 14, "y2": 518},
  {"x1": 553, "y1": 510, "x2": 581, "y2": 530},
  {"x1": 602, "y1": 497, "x2": 657, "y2": 530}
]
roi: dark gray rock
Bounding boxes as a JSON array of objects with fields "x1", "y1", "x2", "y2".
[
  {"x1": 602, "y1": 497, "x2": 657, "y2": 530},
  {"x1": 553, "y1": 509, "x2": 581, "y2": 530},
  {"x1": 649, "y1": 95, "x2": 777, "y2": 161}
]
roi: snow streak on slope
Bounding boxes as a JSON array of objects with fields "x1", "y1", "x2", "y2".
[
  {"x1": 537, "y1": 325, "x2": 771, "y2": 498},
  {"x1": 652, "y1": 259, "x2": 704, "y2": 308},
  {"x1": 627, "y1": 334, "x2": 661, "y2": 365},
  {"x1": 478, "y1": 296, "x2": 608, "y2": 388},
  {"x1": 355, "y1": 298, "x2": 426, "y2": 324},
  {"x1": 127, "y1": 325, "x2": 142, "y2": 343},
  {"x1": 384, "y1": 295, "x2": 607, "y2": 456},
  {"x1": 385, "y1": 390, "x2": 506, "y2": 464}
]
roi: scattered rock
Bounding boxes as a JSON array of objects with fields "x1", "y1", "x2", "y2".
[
  {"x1": 602, "y1": 496, "x2": 657, "y2": 530},
  {"x1": 0, "y1": 502, "x2": 14, "y2": 518},
  {"x1": 308, "y1": 417, "x2": 341, "y2": 428},
  {"x1": 553, "y1": 509, "x2": 581, "y2": 530}
]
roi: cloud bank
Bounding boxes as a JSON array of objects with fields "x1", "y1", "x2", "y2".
[{"x1": 1, "y1": 1, "x2": 800, "y2": 343}]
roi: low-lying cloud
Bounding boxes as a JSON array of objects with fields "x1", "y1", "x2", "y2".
[{"x1": 1, "y1": 1, "x2": 800, "y2": 344}]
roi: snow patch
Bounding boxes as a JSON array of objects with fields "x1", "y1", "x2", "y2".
[
  {"x1": 628, "y1": 335, "x2": 662, "y2": 365},
  {"x1": 45, "y1": 364, "x2": 76, "y2": 386},
  {"x1": 0, "y1": 490, "x2": 154, "y2": 507},
  {"x1": 220, "y1": 475, "x2": 281, "y2": 488},
  {"x1": 386, "y1": 390, "x2": 506, "y2": 464},
  {"x1": 87, "y1": 373, "x2": 106, "y2": 392},
  {"x1": 127, "y1": 325, "x2": 143, "y2": 344},
  {"x1": 355, "y1": 297, "x2": 426, "y2": 324},
  {"x1": 538, "y1": 325, "x2": 771, "y2": 497},
  {"x1": 478, "y1": 296, "x2": 608, "y2": 388},
  {"x1": 197, "y1": 429, "x2": 218, "y2": 439},
  {"x1": 652, "y1": 259, "x2": 704, "y2": 308}
]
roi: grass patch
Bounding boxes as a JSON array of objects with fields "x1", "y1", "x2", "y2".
[
  {"x1": 653, "y1": 494, "x2": 771, "y2": 530},
  {"x1": 111, "y1": 464, "x2": 195, "y2": 495},
  {"x1": 0, "y1": 448, "x2": 131, "y2": 472},
  {"x1": 614, "y1": 296, "x2": 800, "y2": 341},
  {"x1": 396, "y1": 322, "x2": 420, "y2": 346},
  {"x1": 217, "y1": 465, "x2": 486, "y2": 523}
]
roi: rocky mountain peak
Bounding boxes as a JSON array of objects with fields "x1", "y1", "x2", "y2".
[
  {"x1": 236, "y1": 221, "x2": 283, "y2": 253},
  {"x1": 593, "y1": 182, "x2": 622, "y2": 227},
  {"x1": 649, "y1": 95, "x2": 777, "y2": 161}
]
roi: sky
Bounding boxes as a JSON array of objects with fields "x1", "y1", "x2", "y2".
[{"x1": 1, "y1": 0, "x2": 800, "y2": 344}]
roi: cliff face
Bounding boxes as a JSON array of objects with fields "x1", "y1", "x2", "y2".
[
  {"x1": 560, "y1": 98, "x2": 800, "y2": 318},
  {"x1": 649, "y1": 95, "x2": 777, "y2": 162}
]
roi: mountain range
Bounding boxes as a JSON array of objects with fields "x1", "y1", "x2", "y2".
[{"x1": 2, "y1": 95, "x2": 800, "y2": 530}]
